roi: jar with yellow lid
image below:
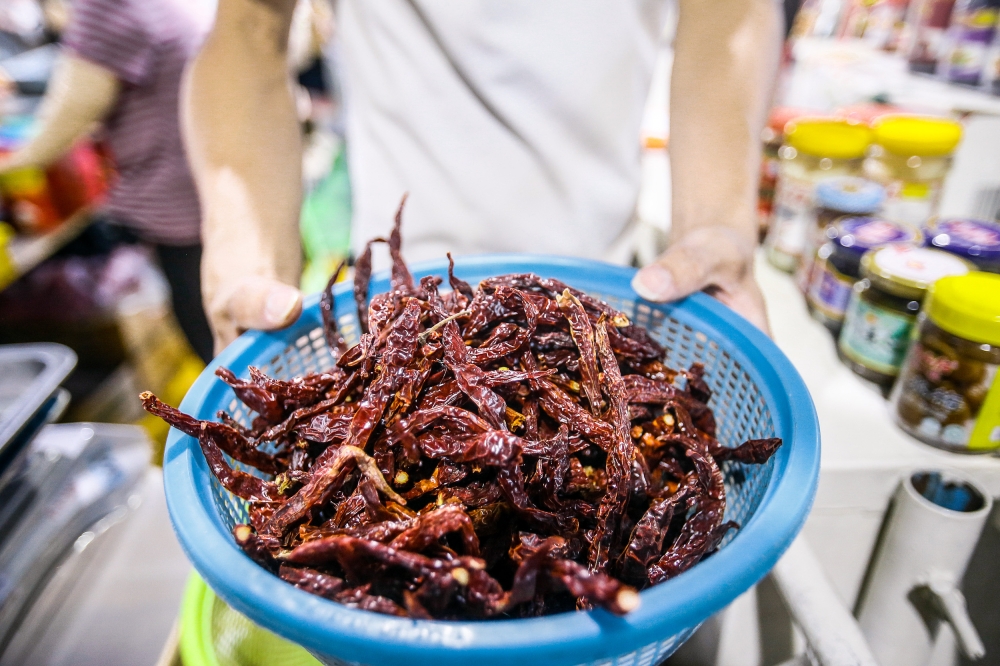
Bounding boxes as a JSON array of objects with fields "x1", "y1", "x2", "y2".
[
  {"x1": 864, "y1": 115, "x2": 963, "y2": 229},
  {"x1": 764, "y1": 119, "x2": 872, "y2": 272},
  {"x1": 891, "y1": 272, "x2": 1000, "y2": 452},
  {"x1": 838, "y1": 245, "x2": 972, "y2": 389},
  {"x1": 758, "y1": 108, "x2": 814, "y2": 240}
]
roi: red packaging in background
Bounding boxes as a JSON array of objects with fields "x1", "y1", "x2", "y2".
[{"x1": 906, "y1": 0, "x2": 960, "y2": 73}]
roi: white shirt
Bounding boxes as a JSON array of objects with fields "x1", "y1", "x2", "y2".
[{"x1": 338, "y1": 0, "x2": 670, "y2": 267}]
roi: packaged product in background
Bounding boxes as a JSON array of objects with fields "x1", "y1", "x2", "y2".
[
  {"x1": 864, "y1": 0, "x2": 915, "y2": 50},
  {"x1": 892, "y1": 272, "x2": 1000, "y2": 452},
  {"x1": 799, "y1": 177, "x2": 886, "y2": 292},
  {"x1": 865, "y1": 115, "x2": 963, "y2": 229},
  {"x1": 838, "y1": 0, "x2": 877, "y2": 38},
  {"x1": 758, "y1": 108, "x2": 814, "y2": 240},
  {"x1": 807, "y1": 216, "x2": 920, "y2": 334},
  {"x1": 906, "y1": 0, "x2": 959, "y2": 73},
  {"x1": 0, "y1": 119, "x2": 108, "y2": 235},
  {"x1": 791, "y1": 0, "x2": 847, "y2": 39},
  {"x1": 839, "y1": 245, "x2": 971, "y2": 390},
  {"x1": 0, "y1": 162, "x2": 62, "y2": 235},
  {"x1": 943, "y1": 0, "x2": 1000, "y2": 85},
  {"x1": 765, "y1": 119, "x2": 872, "y2": 272},
  {"x1": 923, "y1": 217, "x2": 1000, "y2": 271},
  {"x1": 984, "y1": 29, "x2": 1000, "y2": 92}
]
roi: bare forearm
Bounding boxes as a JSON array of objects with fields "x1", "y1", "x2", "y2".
[
  {"x1": 182, "y1": 0, "x2": 302, "y2": 294},
  {"x1": 1, "y1": 55, "x2": 118, "y2": 172},
  {"x1": 669, "y1": 0, "x2": 782, "y2": 246},
  {"x1": 632, "y1": 0, "x2": 780, "y2": 331}
]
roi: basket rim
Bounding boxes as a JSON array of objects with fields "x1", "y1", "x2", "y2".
[{"x1": 164, "y1": 254, "x2": 820, "y2": 666}]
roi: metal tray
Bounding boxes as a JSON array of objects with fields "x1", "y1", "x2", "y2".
[{"x1": 0, "y1": 344, "x2": 77, "y2": 459}]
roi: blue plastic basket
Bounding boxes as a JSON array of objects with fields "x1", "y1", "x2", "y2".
[{"x1": 163, "y1": 255, "x2": 820, "y2": 666}]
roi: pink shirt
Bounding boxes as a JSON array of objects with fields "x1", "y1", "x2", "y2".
[{"x1": 63, "y1": 0, "x2": 208, "y2": 245}]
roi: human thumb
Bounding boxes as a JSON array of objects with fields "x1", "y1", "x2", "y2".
[
  {"x1": 631, "y1": 241, "x2": 714, "y2": 303},
  {"x1": 227, "y1": 275, "x2": 303, "y2": 332}
]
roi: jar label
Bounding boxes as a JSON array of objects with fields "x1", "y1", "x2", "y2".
[
  {"x1": 768, "y1": 172, "x2": 815, "y2": 257},
  {"x1": 807, "y1": 260, "x2": 854, "y2": 320},
  {"x1": 883, "y1": 178, "x2": 942, "y2": 228},
  {"x1": 896, "y1": 341, "x2": 1000, "y2": 451},
  {"x1": 839, "y1": 294, "x2": 915, "y2": 375}
]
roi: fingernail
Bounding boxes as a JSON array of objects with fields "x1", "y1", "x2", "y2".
[
  {"x1": 632, "y1": 265, "x2": 675, "y2": 301},
  {"x1": 264, "y1": 286, "x2": 300, "y2": 326}
]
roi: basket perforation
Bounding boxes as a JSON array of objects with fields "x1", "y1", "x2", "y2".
[
  {"x1": 167, "y1": 257, "x2": 820, "y2": 666},
  {"x1": 209, "y1": 283, "x2": 777, "y2": 561}
]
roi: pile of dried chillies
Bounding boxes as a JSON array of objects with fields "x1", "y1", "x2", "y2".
[{"x1": 141, "y1": 207, "x2": 782, "y2": 620}]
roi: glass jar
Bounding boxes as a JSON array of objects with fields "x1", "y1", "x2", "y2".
[
  {"x1": 798, "y1": 177, "x2": 887, "y2": 291},
  {"x1": 892, "y1": 272, "x2": 1000, "y2": 452},
  {"x1": 806, "y1": 217, "x2": 920, "y2": 334},
  {"x1": 839, "y1": 246, "x2": 972, "y2": 389},
  {"x1": 758, "y1": 108, "x2": 812, "y2": 241},
  {"x1": 765, "y1": 119, "x2": 872, "y2": 272},
  {"x1": 923, "y1": 217, "x2": 1000, "y2": 272},
  {"x1": 864, "y1": 115, "x2": 963, "y2": 229}
]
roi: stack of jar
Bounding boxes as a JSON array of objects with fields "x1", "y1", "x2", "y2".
[
  {"x1": 764, "y1": 118, "x2": 872, "y2": 272},
  {"x1": 765, "y1": 111, "x2": 1000, "y2": 398},
  {"x1": 757, "y1": 108, "x2": 814, "y2": 241}
]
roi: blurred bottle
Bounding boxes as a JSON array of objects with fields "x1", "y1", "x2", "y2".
[
  {"x1": 758, "y1": 108, "x2": 814, "y2": 242},
  {"x1": 764, "y1": 118, "x2": 872, "y2": 272},
  {"x1": 906, "y1": 0, "x2": 959, "y2": 73},
  {"x1": 980, "y1": 16, "x2": 1000, "y2": 91},
  {"x1": 853, "y1": 0, "x2": 914, "y2": 51},
  {"x1": 943, "y1": 0, "x2": 1000, "y2": 86},
  {"x1": 790, "y1": 0, "x2": 848, "y2": 40}
]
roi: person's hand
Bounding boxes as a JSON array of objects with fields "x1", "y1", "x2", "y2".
[
  {"x1": 631, "y1": 225, "x2": 770, "y2": 335},
  {"x1": 206, "y1": 275, "x2": 303, "y2": 354}
]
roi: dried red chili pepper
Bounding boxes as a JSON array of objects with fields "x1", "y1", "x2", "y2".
[
  {"x1": 587, "y1": 318, "x2": 636, "y2": 573},
  {"x1": 140, "y1": 218, "x2": 783, "y2": 620},
  {"x1": 556, "y1": 289, "x2": 602, "y2": 415}
]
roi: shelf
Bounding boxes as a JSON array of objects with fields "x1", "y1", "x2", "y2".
[{"x1": 0, "y1": 209, "x2": 92, "y2": 291}]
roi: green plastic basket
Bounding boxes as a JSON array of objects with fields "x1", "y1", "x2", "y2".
[{"x1": 179, "y1": 573, "x2": 320, "y2": 666}]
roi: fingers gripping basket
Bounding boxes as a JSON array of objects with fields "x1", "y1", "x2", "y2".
[{"x1": 164, "y1": 255, "x2": 820, "y2": 666}]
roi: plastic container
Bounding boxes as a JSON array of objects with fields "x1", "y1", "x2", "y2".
[
  {"x1": 839, "y1": 246, "x2": 972, "y2": 389},
  {"x1": 0, "y1": 343, "x2": 77, "y2": 472},
  {"x1": 923, "y1": 217, "x2": 1000, "y2": 272},
  {"x1": 856, "y1": 470, "x2": 990, "y2": 666},
  {"x1": 163, "y1": 255, "x2": 821, "y2": 666},
  {"x1": 865, "y1": 115, "x2": 963, "y2": 228},
  {"x1": 765, "y1": 119, "x2": 872, "y2": 272},
  {"x1": 798, "y1": 177, "x2": 886, "y2": 291},
  {"x1": 892, "y1": 272, "x2": 1000, "y2": 452},
  {"x1": 180, "y1": 573, "x2": 321, "y2": 666},
  {"x1": 806, "y1": 217, "x2": 919, "y2": 334}
]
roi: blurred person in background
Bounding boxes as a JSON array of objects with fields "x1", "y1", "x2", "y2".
[
  {"x1": 185, "y1": 0, "x2": 783, "y2": 350},
  {"x1": 0, "y1": 0, "x2": 215, "y2": 363}
]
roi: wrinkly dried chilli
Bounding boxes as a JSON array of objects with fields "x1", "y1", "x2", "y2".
[{"x1": 141, "y1": 209, "x2": 782, "y2": 619}]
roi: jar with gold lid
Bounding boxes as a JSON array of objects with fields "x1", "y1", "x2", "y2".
[
  {"x1": 892, "y1": 272, "x2": 1000, "y2": 452},
  {"x1": 838, "y1": 245, "x2": 972, "y2": 389}
]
